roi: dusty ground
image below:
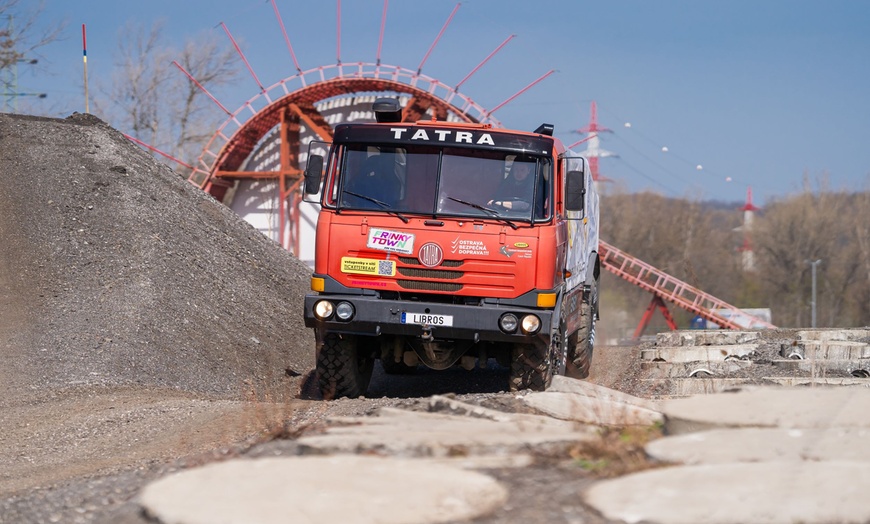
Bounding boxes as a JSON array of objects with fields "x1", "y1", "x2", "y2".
[{"x1": 0, "y1": 112, "x2": 652, "y2": 523}]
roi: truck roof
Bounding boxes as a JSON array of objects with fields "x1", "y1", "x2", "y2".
[{"x1": 333, "y1": 121, "x2": 563, "y2": 156}]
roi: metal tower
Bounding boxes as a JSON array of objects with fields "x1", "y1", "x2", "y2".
[
  {"x1": 570, "y1": 101, "x2": 617, "y2": 182},
  {"x1": 738, "y1": 186, "x2": 759, "y2": 272}
]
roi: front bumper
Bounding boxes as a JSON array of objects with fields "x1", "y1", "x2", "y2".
[{"x1": 304, "y1": 293, "x2": 553, "y2": 344}]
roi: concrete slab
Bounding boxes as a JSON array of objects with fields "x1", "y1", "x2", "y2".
[
  {"x1": 139, "y1": 455, "x2": 507, "y2": 524},
  {"x1": 646, "y1": 427, "x2": 870, "y2": 464},
  {"x1": 781, "y1": 340, "x2": 870, "y2": 360},
  {"x1": 764, "y1": 376, "x2": 870, "y2": 387},
  {"x1": 584, "y1": 461, "x2": 870, "y2": 524},
  {"x1": 522, "y1": 376, "x2": 663, "y2": 426},
  {"x1": 548, "y1": 375, "x2": 661, "y2": 410},
  {"x1": 655, "y1": 330, "x2": 760, "y2": 347},
  {"x1": 642, "y1": 377, "x2": 757, "y2": 397},
  {"x1": 641, "y1": 344, "x2": 757, "y2": 362},
  {"x1": 297, "y1": 405, "x2": 596, "y2": 456},
  {"x1": 662, "y1": 386, "x2": 870, "y2": 434},
  {"x1": 640, "y1": 359, "x2": 752, "y2": 378},
  {"x1": 798, "y1": 328, "x2": 870, "y2": 342},
  {"x1": 771, "y1": 358, "x2": 870, "y2": 376},
  {"x1": 523, "y1": 392, "x2": 663, "y2": 426}
]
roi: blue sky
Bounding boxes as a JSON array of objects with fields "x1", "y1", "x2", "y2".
[{"x1": 12, "y1": 0, "x2": 870, "y2": 204}]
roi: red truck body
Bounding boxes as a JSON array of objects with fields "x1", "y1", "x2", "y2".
[{"x1": 303, "y1": 99, "x2": 599, "y2": 398}]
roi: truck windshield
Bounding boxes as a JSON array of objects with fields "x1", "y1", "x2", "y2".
[{"x1": 332, "y1": 144, "x2": 551, "y2": 222}]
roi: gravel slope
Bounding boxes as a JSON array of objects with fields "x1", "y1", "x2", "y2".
[
  {"x1": 0, "y1": 112, "x2": 315, "y2": 402},
  {"x1": 0, "y1": 112, "x2": 324, "y2": 513}
]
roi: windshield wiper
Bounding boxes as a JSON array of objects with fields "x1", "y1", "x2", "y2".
[
  {"x1": 342, "y1": 190, "x2": 409, "y2": 223},
  {"x1": 446, "y1": 196, "x2": 518, "y2": 230}
]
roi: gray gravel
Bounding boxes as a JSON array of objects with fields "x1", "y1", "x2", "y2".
[{"x1": 0, "y1": 112, "x2": 315, "y2": 401}]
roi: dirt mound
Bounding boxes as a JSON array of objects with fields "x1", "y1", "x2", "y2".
[{"x1": 0, "y1": 112, "x2": 315, "y2": 401}]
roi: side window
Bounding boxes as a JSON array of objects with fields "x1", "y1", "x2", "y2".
[
  {"x1": 560, "y1": 157, "x2": 569, "y2": 211},
  {"x1": 536, "y1": 158, "x2": 553, "y2": 220},
  {"x1": 324, "y1": 146, "x2": 344, "y2": 206}
]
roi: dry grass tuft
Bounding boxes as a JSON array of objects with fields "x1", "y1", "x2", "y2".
[{"x1": 567, "y1": 424, "x2": 666, "y2": 478}]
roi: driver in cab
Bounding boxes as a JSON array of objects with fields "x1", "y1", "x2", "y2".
[{"x1": 487, "y1": 160, "x2": 534, "y2": 211}]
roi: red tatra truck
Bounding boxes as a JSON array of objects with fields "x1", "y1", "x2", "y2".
[{"x1": 303, "y1": 98, "x2": 600, "y2": 399}]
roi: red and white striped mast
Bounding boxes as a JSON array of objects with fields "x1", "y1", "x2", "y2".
[
  {"x1": 569, "y1": 100, "x2": 616, "y2": 183},
  {"x1": 739, "y1": 186, "x2": 759, "y2": 271}
]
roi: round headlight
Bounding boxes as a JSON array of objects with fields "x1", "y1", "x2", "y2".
[
  {"x1": 314, "y1": 300, "x2": 334, "y2": 320},
  {"x1": 499, "y1": 313, "x2": 518, "y2": 333},
  {"x1": 335, "y1": 301, "x2": 355, "y2": 321},
  {"x1": 521, "y1": 315, "x2": 541, "y2": 334}
]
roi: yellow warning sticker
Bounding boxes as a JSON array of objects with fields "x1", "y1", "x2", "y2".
[{"x1": 341, "y1": 257, "x2": 396, "y2": 276}]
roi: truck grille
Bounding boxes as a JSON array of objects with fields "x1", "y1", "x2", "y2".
[
  {"x1": 397, "y1": 280, "x2": 463, "y2": 292},
  {"x1": 397, "y1": 267, "x2": 462, "y2": 279},
  {"x1": 398, "y1": 256, "x2": 463, "y2": 268}
]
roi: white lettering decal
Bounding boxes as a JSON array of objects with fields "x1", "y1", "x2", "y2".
[
  {"x1": 411, "y1": 129, "x2": 430, "y2": 140},
  {"x1": 450, "y1": 236, "x2": 489, "y2": 256},
  {"x1": 393, "y1": 128, "x2": 497, "y2": 146}
]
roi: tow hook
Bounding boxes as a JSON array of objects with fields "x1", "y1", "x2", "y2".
[{"x1": 421, "y1": 327, "x2": 433, "y2": 341}]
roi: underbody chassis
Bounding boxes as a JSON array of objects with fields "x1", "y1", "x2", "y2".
[{"x1": 303, "y1": 291, "x2": 595, "y2": 399}]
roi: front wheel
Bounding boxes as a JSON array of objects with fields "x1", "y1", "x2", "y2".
[
  {"x1": 509, "y1": 342, "x2": 552, "y2": 392},
  {"x1": 567, "y1": 281, "x2": 597, "y2": 379},
  {"x1": 316, "y1": 332, "x2": 374, "y2": 399}
]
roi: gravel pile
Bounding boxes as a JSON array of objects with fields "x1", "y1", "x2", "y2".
[{"x1": 0, "y1": 112, "x2": 315, "y2": 402}]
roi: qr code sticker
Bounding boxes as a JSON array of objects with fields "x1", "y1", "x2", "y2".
[{"x1": 378, "y1": 260, "x2": 393, "y2": 276}]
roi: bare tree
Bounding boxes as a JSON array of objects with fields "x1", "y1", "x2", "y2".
[
  {"x1": 754, "y1": 183, "x2": 867, "y2": 327},
  {"x1": 0, "y1": 0, "x2": 65, "y2": 112},
  {"x1": 852, "y1": 191, "x2": 870, "y2": 324},
  {"x1": 97, "y1": 20, "x2": 241, "y2": 174},
  {"x1": 599, "y1": 188, "x2": 745, "y2": 335}
]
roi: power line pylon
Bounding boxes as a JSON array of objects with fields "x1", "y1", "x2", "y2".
[{"x1": 570, "y1": 100, "x2": 617, "y2": 182}]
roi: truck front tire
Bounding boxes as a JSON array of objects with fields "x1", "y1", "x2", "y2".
[
  {"x1": 509, "y1": 343, "x2": 552, "y2": 392},
  {"x1": 567, "y1": 281, "x2": 597, "y2": 379},
  {"x1": 316, "y1": 332, "x2": 374, "y2": 399}
]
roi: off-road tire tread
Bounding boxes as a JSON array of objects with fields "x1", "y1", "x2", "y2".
[
  {"x1": 316, "y1": 333, "x2": 373, "y2": 399},
  {"x1": 510, "y1": 343, "x2": 550, "y2": 392},
  {"x1": 567, "y1": 281, "x2": 597, "y2": 379}
]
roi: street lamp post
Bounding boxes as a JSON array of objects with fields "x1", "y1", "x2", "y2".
[
  {"x1": 3, "y1": 56, "x2": 42, "y2": 112},
  {"x1": 807, "y1": 259, "x2": 822, "y2": 328}
]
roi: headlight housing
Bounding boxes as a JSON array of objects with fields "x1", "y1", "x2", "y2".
[
  {"x1": 335, "y1": 301, "x2": 355, "y2": 321},
  {"x1": 499, "y1": 313, "x2": 518, "y2": 333},
  {"x1": 313, "y1": 300, "x2": 334, "y2": 320},
  {"x1": 520, "y1": 314, "x2": 541, "y2": 334}
]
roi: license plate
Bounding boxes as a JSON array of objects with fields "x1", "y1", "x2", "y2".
[{"x1": 401, "y1": 312, "x2": 454, "y2": 327}]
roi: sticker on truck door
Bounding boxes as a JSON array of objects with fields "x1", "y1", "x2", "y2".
[
  {"x1": 401, "y1": 312, "x2": 454, "y2": 326},
  {"x1": 341, "y1": 257, "x2": 396, "y2": 276},
  {"x1": 367, "y1": 228, "x2": 415, "y2": 254}
]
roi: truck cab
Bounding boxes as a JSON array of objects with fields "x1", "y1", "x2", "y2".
[{"x1": 303, "y1": 98, "x2": 599, "y2": 399}]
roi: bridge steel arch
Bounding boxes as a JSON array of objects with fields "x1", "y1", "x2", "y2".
[
  {"x1": 188, "y1": 63, "x2": 501, "y2": 257},
  {"x1": 182, "y1": 62, "x2": 774, "y2": 335}
]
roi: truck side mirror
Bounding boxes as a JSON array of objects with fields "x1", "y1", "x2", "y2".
[
  {"x1": 304, "y1": 155, "x2": 324, "y2": 194},
  {"x1": 565, "y1": 170, "x2": 586, "y2": 212}
]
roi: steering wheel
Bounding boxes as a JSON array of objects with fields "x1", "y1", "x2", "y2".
[{"x1": 492, "y1": 197, "x2": 529, "y2": 211}]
